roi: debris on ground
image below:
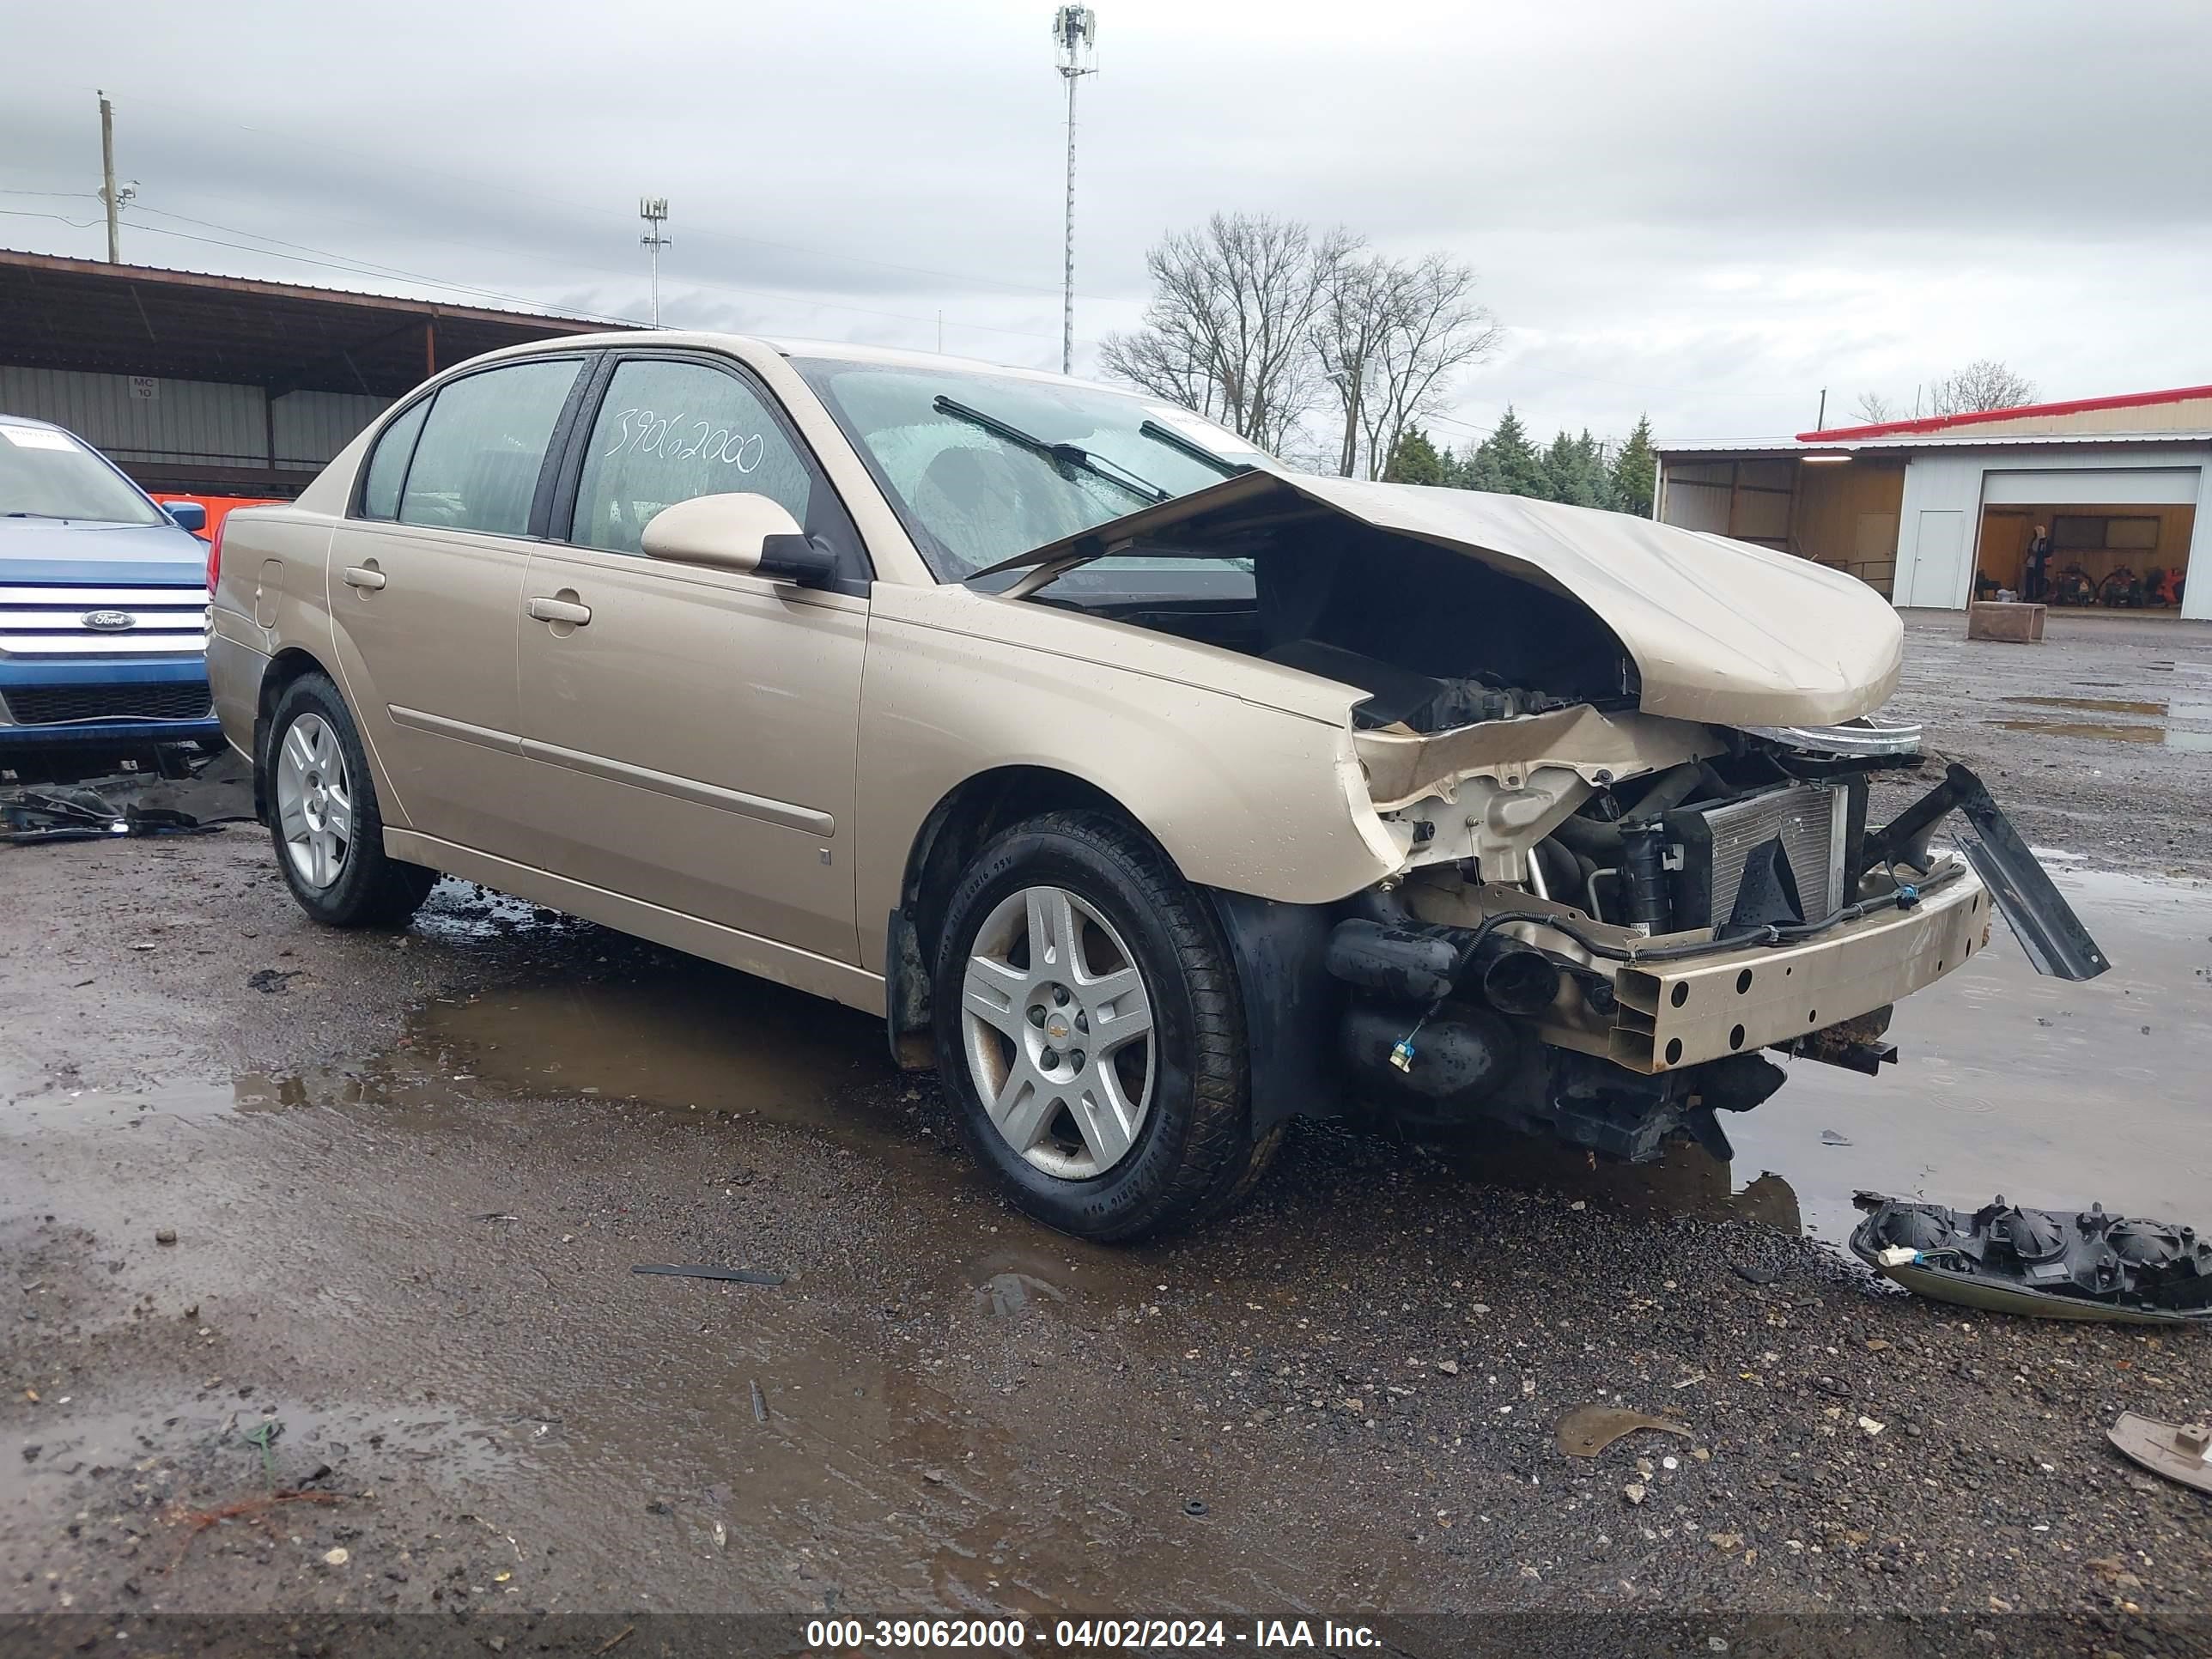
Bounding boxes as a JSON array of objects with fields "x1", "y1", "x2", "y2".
[
  {"x1": 1556, "y1": 1404, "x2": 1692, "y2": 1457},
  {"x1": 166, "y1": 1489, "x2": 344, "y2": 1570},
  {"x1": 749, "y1": 1380, "x2": 769, "y2": 1424},
  {"x1": 630, "y1": 1263, "x2": 787, "y2": 1286},
  {"x1": 0, "y1": 784, "x2": 246, "y2": 846},
  {"x1": 1851, "y1": 1191, "x2": 2212, "y2": 1322},
  {"x1": 246, "y1": 969, "x2": 302, "y2": 994},
  {"x1": 2106, "y1": 1413, "x2": 2212, "y2": 1493}
]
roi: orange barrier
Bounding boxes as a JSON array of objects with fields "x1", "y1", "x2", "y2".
[{"x1": 150, "y1": 492, "x2": 283, "y2": 542}]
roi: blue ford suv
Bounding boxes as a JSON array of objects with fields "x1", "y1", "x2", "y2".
[{"x1": 0, "y1": 414, "x2": 222, "y2": 779}]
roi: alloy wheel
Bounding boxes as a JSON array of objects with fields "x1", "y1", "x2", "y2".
[
  {"x1": 959, "y1": 884, "x2": 1156, "y2": 1179},
  {"x1": 274, "y1": 712, "x2": 352, "y2": 890}
]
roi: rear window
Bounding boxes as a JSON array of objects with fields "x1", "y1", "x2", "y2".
[
  {"x1": 359, "y1": 399, "x2": 429, "y2": 521},
  {"x1": 395, "y1": 360, "x2": 581, "y2": 537},
  {"x1": 0, "y1": 424, "x2": 166, "y2": 527}
]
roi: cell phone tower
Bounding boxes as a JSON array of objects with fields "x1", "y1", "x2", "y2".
[
  {"x1": 640, "y1": 198, "x2": 672, "y2": 326},
  {"x1": 1051, "y1": 6, "x2": 1097, "y2": 376}
]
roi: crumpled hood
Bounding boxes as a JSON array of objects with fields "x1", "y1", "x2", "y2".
[{"x1": 976, "y1": 471, "x2": 1903, "y2": 728}]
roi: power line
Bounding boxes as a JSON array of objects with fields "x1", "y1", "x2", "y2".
[
  {"x1": 132, "y1": 204, "x2": 1080, "y2": 346},
  {"x1": 57, "y1": 80, "x2": 1121, "y2": 303}
]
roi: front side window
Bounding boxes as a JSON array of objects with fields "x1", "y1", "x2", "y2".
[
  {"x1": 791, "y1": 358, "x2": 1273, "y2": 580},
  {"x1": 569, "y1": 358, "x2": 817, "y2": 556},
  {"x1": 0, "y1": 422, "x2": 166, "y2": 527},
  {"x1": 358, "y1": 398, "x2": 428, "y2": 521},
  {"x1": 398, "y1": 359, "x2": 580, "y2": 537}
]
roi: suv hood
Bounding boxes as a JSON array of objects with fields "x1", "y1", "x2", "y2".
[
  {"x1": 0, "y1": 518, "x2": 210, "y2": 586},
  {"x1": 975, "y1": 471, "x2": 1903, "y2": 728}
]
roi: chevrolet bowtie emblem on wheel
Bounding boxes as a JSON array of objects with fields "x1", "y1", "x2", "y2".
[{"x1": 82, "y1": 609, "x2": 137, "y2": 630}]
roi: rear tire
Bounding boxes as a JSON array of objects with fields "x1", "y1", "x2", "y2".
[
  {"x1": 264, "y1": 672, "x2": 435, "y2": 928},
  {"x1": 931, "y1": 809, "x2": 1271, "y2": 1241}
]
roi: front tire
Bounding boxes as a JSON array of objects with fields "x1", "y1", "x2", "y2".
[
  {"x1": 264, "y1": 672, "x2": 435, "y2": 928},
  {"x1": 931, "y1": 809, "x2": 1263, "y2": 1241}
]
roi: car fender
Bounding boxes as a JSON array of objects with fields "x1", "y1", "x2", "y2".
[{"x1": 854, "y1": 582, "x2": 1405, "y2": 977}]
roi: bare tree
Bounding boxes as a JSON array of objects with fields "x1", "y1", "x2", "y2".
[
  {"x1": 1310, "y1": 252, "x2": 1501, "y2": 478},
  {"x1": 1850, "y1": 391, "x2": 1897, "y2": 425},
  {"x1": 1929, "y1": 359, "x2": 2037, "y2": 416},
  {"x1": 1310, "y1": 254, "x2": 1402, "y2": 477},
  {"x1": 1101, "y1": 213, "x2": 1357, "y2": 453},
  {"x1": 1097, "y1": 328, "x2": 1229, "y2": 428},
  {"x1": 1353, "y1": 252, "x2": 1500, "y2": 480}
]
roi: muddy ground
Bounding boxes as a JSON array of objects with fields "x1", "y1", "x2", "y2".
[
  {"x1": 1874, "y1": 610, "x2": 2212, "y2": 879},
  {"x1": 2, "y1": 611, "x2": 2208, "y2": 1656}
]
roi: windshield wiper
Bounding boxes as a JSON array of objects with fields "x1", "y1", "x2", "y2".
[
  {"x1": 1138, "y1": 418, "x2": 1254, "y2": 479},
  {"x1": 933, "y1": 396, "x2": 1170, "y2": 505},
  {"x1": 4, "y1": 511, "x2": 74, "y2": 520}
]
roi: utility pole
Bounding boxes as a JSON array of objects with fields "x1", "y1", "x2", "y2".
[
  {"x1": 639, "y1": 197, "x2": 671, "y2": 326},
  {"x1": 97, "y1": 92, "x2": 122, "y2": 264},
  {"x1": 1051, "y1": 6, "x2": 1097, "y2": 376}
]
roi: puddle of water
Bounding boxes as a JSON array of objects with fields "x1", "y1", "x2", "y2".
[
  {"x1": 2005, "y1": 695, "x2": 2170, "y2": 716},
  {"x1": 413, "y1": 965, "x2": 896, "y2": 1138},
  {"x1": 1990, "y1": 716, "x2": 2212, "y2": 753},
  {"x1": 1724, "y1": 868, "x2": 2212, "y2": 1237}
]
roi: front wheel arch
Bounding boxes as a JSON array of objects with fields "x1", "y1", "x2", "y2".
[{"x1": 887, "y1": 765, "x2": 1134, "y2": 1066}]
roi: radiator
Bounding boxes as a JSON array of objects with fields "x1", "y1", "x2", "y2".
[{"x1": 1694, "y1": 782, "x2": 1848, "y2": 925}]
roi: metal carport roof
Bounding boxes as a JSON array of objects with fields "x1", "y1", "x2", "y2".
[{"x1": 0, "y1": 248, "x2": 632, "y2": 397}]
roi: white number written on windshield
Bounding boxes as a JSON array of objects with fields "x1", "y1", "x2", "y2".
[{"x1": 600, "y1": 407, "x2": 763, "y2": 471}]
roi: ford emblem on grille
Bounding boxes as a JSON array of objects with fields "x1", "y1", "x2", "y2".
[{"x1": 82, "y1": 610, "x2": 137, "y2": 631}]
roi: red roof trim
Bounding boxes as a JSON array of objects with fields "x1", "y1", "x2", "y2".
[{"x1": 1797, "y1": 383, "x2": 2212, "y2": 443}]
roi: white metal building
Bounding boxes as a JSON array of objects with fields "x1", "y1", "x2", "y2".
[{"x1": 1655, "y1": 386, "x2": 2212, "y2": 622}]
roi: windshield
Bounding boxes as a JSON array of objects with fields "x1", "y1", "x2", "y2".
[
  {"x1": 0, "y1": 424, "x2": 167, "y2": 526},
  {"x1": 791, "y1": 357, "x2": 1273, "y2": 580}
]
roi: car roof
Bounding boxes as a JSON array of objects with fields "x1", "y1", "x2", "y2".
[
  {"x1": 0, "y1": 412, "x2": 71, "y2": 434},
  {"x1": 465, "y1": 328, "x2": 1122, "y2": 395}
]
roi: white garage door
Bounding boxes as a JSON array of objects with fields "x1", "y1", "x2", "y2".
[{"x1": 1983, "y1": 467, "x2": 2198, "y2": 506}]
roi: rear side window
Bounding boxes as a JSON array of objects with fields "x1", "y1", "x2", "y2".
[
  {"x1": 358, "y1": 399, "x2": 428, "y2": 520},
  {"x1": 569, "y1": 358, "x2": 817, "y2": 556},
  {"x1": 398, "y1": 360, "x2": 581, "y2": 537}
]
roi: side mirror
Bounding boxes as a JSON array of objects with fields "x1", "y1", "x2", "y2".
[
  {"x1": 641, "y1": 492, "x2": 837, "y2": 586},
  {"x1": 163, "y1": 500, "x2": 208, "y2": 533}
]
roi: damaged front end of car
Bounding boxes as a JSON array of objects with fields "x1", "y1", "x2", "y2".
[
  {"x1": 975, "y1": 469, "x2": 2110, "y2": 1164},
  {"x1": 1328, "y1": 719, "x2": 2068, "y2": 1164}
]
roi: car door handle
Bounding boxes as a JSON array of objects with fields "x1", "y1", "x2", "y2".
[
  {"x1": 342, "y1": 566, "x2": 386, "y2": 590},
  {"x1": 527, "y1": 595, "x2": 592, "y2": 625}
]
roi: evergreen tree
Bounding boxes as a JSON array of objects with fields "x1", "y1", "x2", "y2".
[
  {"x1": 1542, "y1": 428, "x2": 1617, "y2": 508},
  {"x1": 1380, "y1": 424, "x2": 1453, "y2": 486},
  {"x1": 1463, "y1": 406, "x2": 1550, "y2": 499},
  {"x1": 1610, "y1": 414, "x2": 1656, "y2": 517}
]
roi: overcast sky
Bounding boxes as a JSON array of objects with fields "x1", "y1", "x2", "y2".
[{"x1": 6, "y1": 0, "x2": 2209, "y2": 450}]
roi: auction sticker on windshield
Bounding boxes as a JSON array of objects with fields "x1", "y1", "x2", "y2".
[
  {"x1": 1143, "y1": 404, "x2": 1261, "y2": 454},
  {"x1": 1, "y1": 425, "x2": 78, "y2": 450}
]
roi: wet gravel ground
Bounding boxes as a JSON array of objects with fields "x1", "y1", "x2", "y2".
[
  {"x1": 2, "y1": 615, "x2": 2208, "y2": 1656},
  {"x1": 1876, "y1": 610, "x2": 2212, "y2": 878}
]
